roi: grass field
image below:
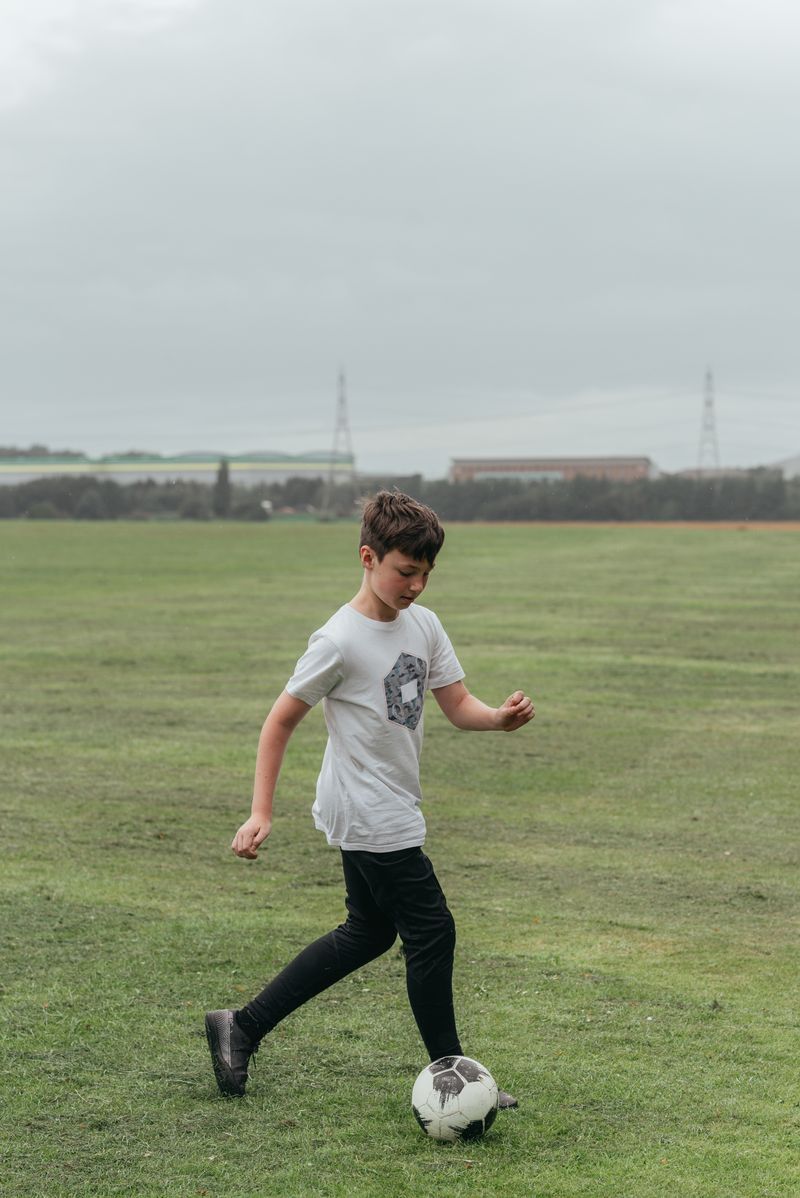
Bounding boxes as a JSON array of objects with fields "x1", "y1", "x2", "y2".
[{"x1": 1, "y1": 520, "x2": 798, "y2": 1198}]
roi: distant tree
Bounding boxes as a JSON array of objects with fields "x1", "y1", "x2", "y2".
[
  {"x1": 786, "y1": 477, "x2": 800, "y2": 519},
  {"x1": 98, "y1": 480, "x2": 128, "y2": 518},
  {"x1": 213, "y1": 459, "x2": 232, "y2": 517},
  {"x1": 75, "y1": 488, "x2": 107, "y2": 519},
  {"x1": 0, "y1": 444, "x2": 84, "y2": 459},
  {"x1": 751, "y1": 470, "x2": 786, "y2": 519},
  {"x1": 281, "y1": 475, "x2": 325, "y2": 510},
  {"x1": 13, "y1": 474, "x2": 99, "y2": 516},
  {"x1": 0, "y1": 467, "x2": 794, "y2": 523},
  {"x1": 230, "y1": 494, "x2": 271, "y2": 520},
  {"x1": 180, "y1": 493, "x2": 212, "y2": 520},
  {"x1": 26, "y1": 500, "x2": 61, "y2": 519},
  {"x1": 0, "y1": 489, "x2": 17, "y2": 517}
]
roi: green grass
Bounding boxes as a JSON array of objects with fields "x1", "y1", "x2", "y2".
[{"x1": 1, "y1": 520, "x2": 798, "y2": 1197}]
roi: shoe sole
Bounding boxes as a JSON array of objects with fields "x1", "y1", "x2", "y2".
[{"x1": 205, "y1": 1011, "x2": 246, "y2": 1098}]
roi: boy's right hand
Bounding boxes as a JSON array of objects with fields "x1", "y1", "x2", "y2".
[{"x1": 231, "y1": 816, "x2": 272, "y2": 860}]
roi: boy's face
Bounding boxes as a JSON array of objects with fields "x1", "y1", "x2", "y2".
[{"x1": 360, "y1": 546, "x2": 434, "y2": 617}]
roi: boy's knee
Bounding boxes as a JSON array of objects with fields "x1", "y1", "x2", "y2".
[
  {"x1": 439, "y1": 909, "x2": 457, "y2": 955},
  {"x1": 359, "y1": 922, "x2": 397, "y2": 962},
  {"x1": 403, "y1": 908, "x2": 456, "y2": 972},
  {"x1": 340, "y1": 912, "x2": 397, "y2": 958},
  {"x1": 375, "y1": 925, "x2": 399, "y2": 956}
]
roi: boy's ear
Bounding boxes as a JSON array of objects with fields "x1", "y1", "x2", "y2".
[{"x1": 359, "y1": 545, "x2": 375, "y2": 569}]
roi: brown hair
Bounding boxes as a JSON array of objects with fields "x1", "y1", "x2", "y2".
[{"x1": 359, "y1": 490, "x2": 445, "y2": 564}]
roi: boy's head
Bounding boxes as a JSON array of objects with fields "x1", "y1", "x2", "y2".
[{"x1": 359, "y1": 490, "x2": 445, "y2": 567}]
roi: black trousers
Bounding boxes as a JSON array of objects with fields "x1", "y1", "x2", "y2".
[{"x1": 237, "y1": 846, "x2": 462, "y2": 1061}]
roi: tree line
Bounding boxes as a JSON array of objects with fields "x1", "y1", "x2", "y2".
[{"x1": 0, "y1": 463, "x2": 797, "y2": 521}]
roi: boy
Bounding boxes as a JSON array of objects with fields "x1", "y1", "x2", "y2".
[{"x1": 206, "y1": 491, "x2": 534, "y2": 1104}]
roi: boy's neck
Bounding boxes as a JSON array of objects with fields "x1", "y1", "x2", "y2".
[{"x1": 349, "y1": 582, "x2": 401, "y2": 623}]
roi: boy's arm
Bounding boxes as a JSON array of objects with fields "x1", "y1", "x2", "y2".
[
  {"x1": 231, "y1": 690, "x2": 311, "y2": 859},
  {"x1": 432, "y1": 680, "x2": 534, "y2": 732}
]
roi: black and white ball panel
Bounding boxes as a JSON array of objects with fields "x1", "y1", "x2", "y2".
[{"x1": 411, "y1": 1055, "x2": 499, "y2": 1142}]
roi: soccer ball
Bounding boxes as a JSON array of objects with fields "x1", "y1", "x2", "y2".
[{"x1": 411, "y1": 1055, "x2": 499, "y2": 1142}]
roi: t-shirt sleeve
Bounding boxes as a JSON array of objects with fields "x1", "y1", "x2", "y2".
[
  {"x1": 427, "y1": 615, "x2": 465, "y2": 690},
  {"x1": 286, "y1": 633, "x2": 345, "y2": 706}
]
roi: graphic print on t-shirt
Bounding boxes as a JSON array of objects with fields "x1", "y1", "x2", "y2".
[{"x1": 384, "y1": 652, "x2": 428, "y2": 731}]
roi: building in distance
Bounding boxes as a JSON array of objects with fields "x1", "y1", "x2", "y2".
[
  {"x1": 771, "y1": 453, "x2": 800, "y2": 479},
  {"x1": 450, "y1": 456, "x2": 655, "y2": 483},
  {"x1": 0, "y1": 450, "x2": 355, "y2": 487}
]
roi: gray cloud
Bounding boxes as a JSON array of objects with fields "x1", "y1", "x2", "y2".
[{"x1": 1, "y1": 0, "x2": 798, "y2": 473}]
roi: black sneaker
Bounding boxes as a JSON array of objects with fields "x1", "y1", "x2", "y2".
[
  {"x1": 204, "y1": 1009, "x2": 258, "y2": 1098},
  {"x1": 498, "y1": 1089, "x2": 519, "y2": 1109}
]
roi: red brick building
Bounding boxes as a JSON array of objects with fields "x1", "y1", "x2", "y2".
[{"x1": 449, "y1": 456, "x2": 655, "y2": 483}]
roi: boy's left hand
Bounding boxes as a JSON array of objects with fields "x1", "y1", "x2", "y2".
[{"x1": 496, "y1": 690, "x2": 535, "y2": 731}]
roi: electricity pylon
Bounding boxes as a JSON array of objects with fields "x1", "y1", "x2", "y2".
[
  {"x1": 697, "y1": 368, "x2": 720, "y2": 473},
  {"x1": 321, "y1": 368, "x2": 357, "y2": 519}
]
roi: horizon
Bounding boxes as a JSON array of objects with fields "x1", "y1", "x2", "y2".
[{"x1": 0, "y1": 439, "x2": 794, "y2": 479}]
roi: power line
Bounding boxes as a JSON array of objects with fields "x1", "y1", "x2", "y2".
[
  {"x1": 238, "y1": 379, "x2": 796, "y2": 462},
  {"x1": 718, "y1": 388, "x2": 799, "y2": 402},
  {"x1": 240, "y1": 388, "x2": 702, "y2": 442}
]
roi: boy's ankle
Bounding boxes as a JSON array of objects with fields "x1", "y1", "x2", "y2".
[{"x1": 234, "y1": 1007, "x2": 262, "y2": 1044}]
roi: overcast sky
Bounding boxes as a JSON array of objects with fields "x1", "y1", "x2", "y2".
[{"x1": 1, "y1": 0, "x2": 798, "y2": 477}]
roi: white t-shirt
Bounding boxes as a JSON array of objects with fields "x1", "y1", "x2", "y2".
[{"x1": 286, "y1": 602, "x2": 464, "y2": 852}]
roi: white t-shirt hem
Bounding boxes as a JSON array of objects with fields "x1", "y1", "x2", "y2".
[{"x1": 325, "y1": 834, "x2": 426, "y2": 852}]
